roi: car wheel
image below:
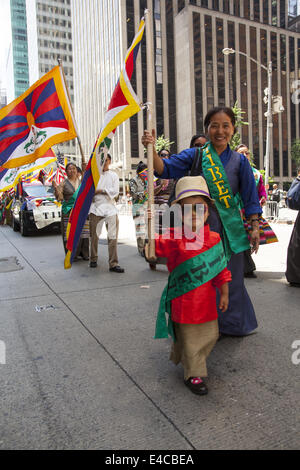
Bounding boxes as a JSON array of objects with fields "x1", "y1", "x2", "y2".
[
  {"x1": 12, "y1": 216, "x2": 20, "y2": 232},
  {"x1": 20, "y1": 212, "x2": 29, "y2": 237}
]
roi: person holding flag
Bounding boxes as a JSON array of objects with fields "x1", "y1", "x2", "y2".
[
  {"x1": 142, "y1": 106, "x2": 261, "y2": 337},
  {"x1": 53, "y1": 162, "x2": 89, "y2": 261},
  {"x1": 89, "y1": 154, "x2": 124, "y2": 272},
  {"x1": 64, "y1": 17, "x2": 146, "y2": 269}
]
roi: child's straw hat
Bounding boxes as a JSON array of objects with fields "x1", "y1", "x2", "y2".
[{"x1": 172, "y1": 176, "x2": 213, "y2": 205}]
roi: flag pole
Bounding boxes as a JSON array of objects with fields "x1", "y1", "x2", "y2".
[
  {"x1": 57, "y1": 60, "x2": 86, "y2": 171},
  {"x1": 145, "y1": 8, "x2": 156, "y2": 262}
]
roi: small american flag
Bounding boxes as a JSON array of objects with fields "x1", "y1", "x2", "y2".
[{"x1": 56, "y1": 151, "x2": 67, "y2": 183}]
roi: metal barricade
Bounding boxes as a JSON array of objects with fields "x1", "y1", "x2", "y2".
[{"x1": 265, "y1": 201, "x2": 279, "y2": 219}]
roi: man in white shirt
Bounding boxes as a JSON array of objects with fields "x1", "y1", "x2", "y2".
[{"x1": 89, "y1": 155, "x2": 124, "y2": 273}]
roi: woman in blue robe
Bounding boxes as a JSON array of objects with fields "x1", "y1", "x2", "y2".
[{"x1": 142, "y1": 107, "x2": 262, "y2": 336}]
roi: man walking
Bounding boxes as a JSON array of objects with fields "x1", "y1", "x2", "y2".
[{"x1": 89, "y1": 155, "x2": 124, "y2": 273}]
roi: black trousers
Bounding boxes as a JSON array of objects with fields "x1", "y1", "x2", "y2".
[{"x1": 244, "y1": 248, "x2": 256, "y2": 274}]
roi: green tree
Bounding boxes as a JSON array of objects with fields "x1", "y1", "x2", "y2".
[
  {"x1": 144, "y1": 134, "x2": 175, "y2": 154},
  {"x1": 258, "y1": 169, "x2": 274, "y2": 186},
  {"x1": 230, "y1": 101, "x2": 249, "y2": 151},
  {"x1": 291, "y1": 138, "x2": 300, "y2": 169}
]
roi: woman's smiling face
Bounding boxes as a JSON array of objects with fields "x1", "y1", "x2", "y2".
[
  {"x1": 206, "y1": 112, "x2": 235, "y2": 154},
  {"x1": 66, "y1": 164, "x2": 77, "y2": 179}
]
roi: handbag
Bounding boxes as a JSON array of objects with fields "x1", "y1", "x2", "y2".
[
  {"x1": 286, "y1": 178, "x2": 300, "y2": 211},
  {"x1": 243, "y1": 213, "x2": 278, "y2": 245}
]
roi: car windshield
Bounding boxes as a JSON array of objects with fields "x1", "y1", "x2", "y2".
[
  {"x1": 23, "y1": 185, "x2": 52, "y2": 198},
  {"x1": 44, "y1": 185, "x2": 54, "y2": 196}
]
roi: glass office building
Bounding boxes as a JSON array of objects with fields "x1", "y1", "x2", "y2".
[{"x1": 10, "y1": 0, "x2": 30, "y2": 98}]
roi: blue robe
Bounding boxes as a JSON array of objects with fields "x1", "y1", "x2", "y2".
[{"x1": 158, "y1": 145, "x2": 262, "y2": 336}]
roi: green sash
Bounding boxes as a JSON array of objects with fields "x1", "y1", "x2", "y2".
[
  {"x1": 201, "y1": 142, "x2": 250, "y2": 260},
  {"x1": 155, "y1": 240, "x2": 227, "y2": 341},
  {"x1": 62, "y1": 187, "x2": 79, "y2": 215}
]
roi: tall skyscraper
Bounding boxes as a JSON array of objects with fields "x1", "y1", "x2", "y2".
[
  {"x1": 71, "y1": 0, "x2": 128, "y2": 173},
  {"x1": 71, "y1": 0, "x2": 300, "y2": 183},
  {"x1": 171, "y1": 0, "x2": 300, "y2": 184},
  {"x1": 0, "y1": 89, "x2": 7, "y2": 109},
  {"x1": 10, "y1": 0, "x2": 30, "y2": 99},
  {"x1": 26, "y1": 0, "x2": 76, "y2": 156}
]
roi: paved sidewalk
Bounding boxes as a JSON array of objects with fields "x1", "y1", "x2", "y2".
[{"x1": 0, "y1": 220, "x2": 299, "y2": 450}]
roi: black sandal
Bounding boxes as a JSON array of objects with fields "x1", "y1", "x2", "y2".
[{"x1": 184, "y1": 377, "x2": 208, "y2": 395}]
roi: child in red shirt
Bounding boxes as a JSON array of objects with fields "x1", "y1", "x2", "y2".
[{"x1": 152, "y1": 176, "x2": 231, "y2": 395}]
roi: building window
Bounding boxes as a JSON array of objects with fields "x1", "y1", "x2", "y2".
[
  {"x1": 271, "y1": 32, "x2": 279, "y2": 176},
  {"x1": 244, "y1": 0, "x2": 250, "y2": 19},
  {"x1": 165, "y1": 0, "x2": 177, "y2": 152},
  {"x1": 126, "y1": 0, "x2": 138, "y2": 158},
  {"x1": 227, "y1": 21, "x2": 236, "y2": 104},
  {"x1": 178, "y1": 0, "x2": 185, "y2": 12},
  {"x1": 234, "y1": 0, "x2": 240, "y2": 16},
  {"x1": 280, "y1": 35, "x2": 288, "y2": 177},
  {"x1": 212, "y1": 0, "x2": 219, "y2": 11},
  {"x1": 223, "y1": 0, "x2": 230, "y2": 14},
  {"x1": 193, "y1": 12, "x2": 203, "y2": 133},
  {"x1": 216, "y1": 19, "x2": 225, "y2": 106},
  {"x1": 254, "y1": 0, "x2": 260, "y2": 22},
  {"x1": 205, "y1": 16, "x2": 214, "y2": 109},
  {"x1": 272, "y1": 1, "x2": 277, "y2": 25},
  {"x1": 239, "y1": 23, "x2": 248, "y2": 146},
  {"x1": 250, "y1": 27, "x2": 259, "y2": 168},
  {"x1": 280, "y1": 0, "x2": 286, "y2": 27}
]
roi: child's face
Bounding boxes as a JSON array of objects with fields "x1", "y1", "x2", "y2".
[{"x1": 180, "y1": 195, "x2": 209, "y2": 233}]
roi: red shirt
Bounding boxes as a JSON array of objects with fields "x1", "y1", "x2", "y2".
[{"x1": 155, "y1": 224, "x2": 232, "y2": 324}]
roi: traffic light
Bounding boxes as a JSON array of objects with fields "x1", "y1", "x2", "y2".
[
  {"x1": 263, "y1": 87, "x2": 269, "y2": 104},
  {"x1": 272, "y1": 95, "x2": 284, "y2": 114}
]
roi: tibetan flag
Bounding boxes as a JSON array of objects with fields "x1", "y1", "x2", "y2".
[
  {"x1": 138, "y1": 168, "x2": 158, "y2": 182},
  {"x1": 0, "y1": 66, "x2": 77, "y2": 169},
  {"x1": 64, "y1": 18, "x2": 145, "y2": 269},
  {"x1": 0, "y1": 151, "x2": 56, "y2": 192}
]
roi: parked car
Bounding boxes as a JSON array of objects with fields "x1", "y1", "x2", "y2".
[{"x1": 11, "y1": 182, "x2": 61, "y2": 236}]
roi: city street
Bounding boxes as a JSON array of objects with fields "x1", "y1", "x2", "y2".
[{"x1": 0, "y1": 210, "x2": 299, "y2": 450}]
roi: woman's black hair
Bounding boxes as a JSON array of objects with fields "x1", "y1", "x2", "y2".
[
  {"x1": 136, "y1": 161, "x2": 147, "y2": 174},
  {"x1": 158, "y1": 149, "x2": 170, "y2": 157},
  {"x1": 204, "y1": 107, "x2": 236, "y2": 133},
  {"x1": 189, "y1": 134, "x2": 207, "y2": 148},
  {"x1": 65, "y1": 162, "x2": 77, "y2": 171},
  {"x1": 235, "y1": 143, "x2": 247, "y2": 151}
]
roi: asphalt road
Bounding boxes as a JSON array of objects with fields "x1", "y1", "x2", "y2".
[{"x1": 0, "y1": 216, "x2": 299, "y2": 450}]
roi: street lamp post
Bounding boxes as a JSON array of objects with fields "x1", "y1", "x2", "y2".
[
  {"x1": 264, "y1": 62, "x2": 273, "y2": 190},
  {"x1": 222, "y1": 48, "x2": 272, "y2": 188}
]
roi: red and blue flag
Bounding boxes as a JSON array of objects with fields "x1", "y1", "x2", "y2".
[
  {"x1": 0, "y1": 66, "x2": 77, "y2": 169},
  {"x1": 64, "y1": 18, "x2": 145, "y2": 268}
]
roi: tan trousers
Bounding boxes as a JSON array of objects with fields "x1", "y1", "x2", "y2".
[
  {"x1": 170, "y1": 320, "x2": 219, "y2": 380},
  {"x1": 89, "y1": 213, "x2": 119, "y2": 267}
]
